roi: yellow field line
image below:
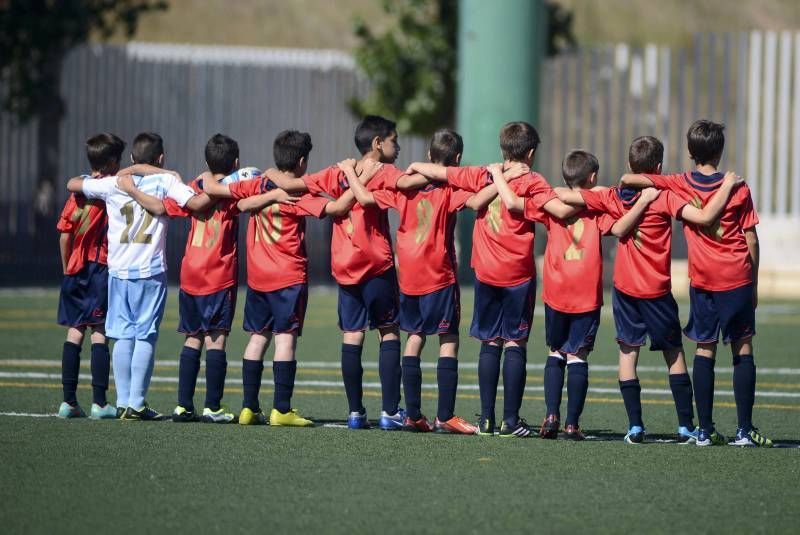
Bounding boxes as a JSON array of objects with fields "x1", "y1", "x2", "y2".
[{"x1": 1, "y1": 381, "x2": 799, "y2": 411}]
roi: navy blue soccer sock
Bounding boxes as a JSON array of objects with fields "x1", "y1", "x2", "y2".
[
  {"x1": 619, "y1": 378, "x2": 644, "y2": 428},
  {"x1": 693, "y1": 355, "x2": 715, "y2": 431},
  {"x1": 378, "y1": 339, "x2": 402, "y2": 414},
  {"x1": 90, "y1": 343, "x2": 110, "y2": 406},
  {"x1": 502, "y1": 346, "x2": 527, "y2": 426},
  {"x1": 61, "y1": 341, "x2": 81, "y2": 405},
  {"x1": 273, "y1": 360, "x2": 297, "y2": 414},
  {"x1": 478, "y1": 343, "x2": 502, "y2": 422},
  {"x1": 242, "y1": 359, "x2": 264, "y2": 412},
  {"x1": 668, "y1": 372, "x2": 695, "y2": 429},
  {"x1": 341, "y1": 344, "x2": 364, "y2": 413},
  {"x1": 544, "y1": 356, "x2": 566, "y2": 418},
  {"x1": 566, "y1": 361, "x2": 588, "y2": 427},
  {"x1": 402, "y1": 356, "x2": 422, "y2": 420},
  {"x1": 436, "y1": 357, "x2": 458, "y2": 422},
  {"x1": 732, "y1": 354, "x2": 756, "y2": 432},
  {"x1": 204, "y1": 349, "x2": 227, "y2": 411},
  {"x1": 177, "y1": 346, "x2": 201, "y2": 411}
]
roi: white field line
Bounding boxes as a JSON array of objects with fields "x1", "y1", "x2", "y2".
[
  {"x1": 0, "y1": 411, "x2": 54, "y2": 418},
  {"x1": 2, "y1": 359, "x2": 800, "y2": 376},
  {"x1": 1, "y1": 371, "x2": 799, "y2": 399}
]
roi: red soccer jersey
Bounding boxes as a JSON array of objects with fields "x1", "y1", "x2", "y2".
[
  {"x1": 645, "y1": 172, "x2": 758, "y2": 291},
  {"x1": 304, "y1": 164, "x2": 402, "y2": 286},
  {"x1": 524, "y1": 200, "x2": 615, "y2": 313},
  {"x1": 446, "y1": 166, "x2": 556, "y2": 287},
  {"x1": 230, "y1": 178, "x2": 329, "y2": 292},
  {"x1": 164, "y1": 177, "x2": 240, "y2": 295},
  {"x1": 56, "y1": 181, "x2": 109, "y2": 275},
  {"x1": 373, "y1": 183, "x2": 472, "y2": 295},
  {"x1": 581, "y1": 187, "x2": 687, "y2": 298}
]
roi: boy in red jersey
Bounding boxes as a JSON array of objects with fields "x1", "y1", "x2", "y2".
[
  {"x1": 490, "y1": 151, "x2": 658, "y2": 440},
  {"x1": 204, "y1": 130, "x2": 370, "y2": 426},
  {"x1": 56, "y1": 133, "x2": 124, "y2": 419},
  {"x1": 620, "y1": 122, "x2": 770, "y2": 447},
  {"x1": 344, "y1": 129, "x2": 504, "y2": 434},
  {"x1": 406, "y1": 122, "x2": 579, "y2": 437}
]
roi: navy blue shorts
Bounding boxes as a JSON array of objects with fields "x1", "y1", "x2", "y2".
[
  {"x1": 684, "y1": 283, "x2": 756, "y2": 344},
  {"x1": 57, "y1": 262, "x2": 108, "y2": 328},
  {"x1": 243, "y1": 284, "x2": 308, "y2": 335},
  {"x1": 470, "y1": 278, "x2": 535, "y2": 342},
  {"x1": 338, "y1": 268, "x2": 399, "y2": 332},
  {"x1": 545, "y1": 304, "x2": 601, "y2": 355},
  {"x1": 178, "y1": 286, "x2": 237, "y2": 336},
  {"x1": 399, "y1": 284, "x2": 460, "y2": 336},
  {"x1": 612, "y1": 287, "x2": 683, "y2": 351}
]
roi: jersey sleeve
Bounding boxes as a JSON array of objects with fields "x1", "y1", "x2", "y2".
[
  {"x1": 520, "y1": 175, "x2": 557, "y2": 212},
  {"x1": 445, "y1": 166, "x2": 490, "y2": 193},
  {"x1": 304, "y1": 167, "x2": 341, "y2": 196},
  {"x1": 162, "y1": 175, "x2": 196, "y2": 207},
  {"x1": 595, "y1": 212, "x2": 617, "y2": 235},
  {"x1": 448, "y1": 188, "x2": 474, "y2": 213},
  {"x1": 644, "y1": 173, "x2": 683, "y2": 192},
  {"x1": 580, "y1": 189, "x2": 615, "y2": 215},
  {"x1": 369, "y1": 164, "x2": 404, "y2": 192},
  {"x1": 293, "y1": 194, "x2": 330, "y2": 219},
  {"x1": 228, "y1": 179, "x2": 263, "y2": 200},
  {"x1": 80, "y1": 176, "x2": 115, "y2": 200},
  {"x1": 372, "y1": 189, "x2": 400, "y2": 211},
  {"x1": 737, "y1": 186, "x2": 759, "y2": 229},
  {"x1": 662, "y1": 190, "x2": 689, "y2": 218},
  {"x1": 56, "y1": 195, "x2": 78, "y2": 232}
]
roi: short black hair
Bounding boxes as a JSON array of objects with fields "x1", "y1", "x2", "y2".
[
  {"x1": 687, "y1": 119, "x2": 725, "y2": 165},
  {"x1": 273, "y1": 130, "x2": 313, "y2": 172},
  {"x1": 428, "y1": 129, "x2": 463, "y2": 166},
  {"x1": 499, "y1": 122, "x2": 541, "y2": 162},
  {"x1": 628, "y1": 136, "x2": 664, "y2": 173},
  {"x1": 562, "y1": 150, "x2": 599, "y2": 188},
  {"x1": 205, "y1": 134, "x2": 239, "y2": 175},
  {"x1": 131, "y1": 132, "x2": 164, "y2": 165},
  {"x1": 85, "y1": 133, "x2": 125, "y2": 175},
  {"x1": 354, "y1": 115, "x2": 396, "y2": 155}
]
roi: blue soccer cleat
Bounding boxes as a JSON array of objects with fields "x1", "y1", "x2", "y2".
[
  {"x1": 89, "y1": 403, "x2": 118, "y2": 420},
  {"x1": 57, "y1": 402, "x2": 86, "y2": 419},
  {"x1": 677, "y1": 425, "x2": 700, "y2": 444},
  {"x1": 347, "y1": 409, "x2": 372, "y2": 429},
  {"x1": 624, "y1": 425, "x2": 645, "y2": 444},
  {"x1": 378, "y1": 408, "x2": 406, "y2": 430},
  {"x1": 729, "y1": 426, "x2": 773, "y2": 448}
]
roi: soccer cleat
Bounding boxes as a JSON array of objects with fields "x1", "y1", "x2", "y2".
[
  {"x1": 477, "y1": 415, "x2": 495, "y2": 436},
  {"x1": 434, "y1": 415, "x2": 479, "y2": 435},
  {"x1": 499, "y1": 418, "x2": 534, "y2": 438},
  {"x1": 347, "y1": 410, "x2": 372, "y2": 430},
  {"x1": 202, "y1": 406, "x2": 237, "y2": 424},
  {"x1": 729, "y1": 427, "x2": 773, "y2": 448},
  {"x1": 378, "y1": 408, "x2": 406, "y2": 430},
  {"x1": 623, "y1": 425, "x2": 645, "y2": 444},
  {"x1": 57, "y1": 402, "x2": 86, "y2": 419},
  {"x1": 696, "y1": 428, "x2": 726, "y2": 447},
  {"x1": 539, "y1": 414, "x2": 559, "y2": 439},
  {"x1": 677, "y1": 426, "x2": 700, "y2": 444},
  {"x1": 269, "y1": 408, "x2": 313, "y2": 427},
  {"x1": 89, "y1": 403, "x2": 118, "y2": 420},
  {"x1": 171, "y1": 405, "x2": 199, "y2": 423},
  {"x1": 123, "y1": 404, "x2": 166, "y2": 421},
  {"x1": 402, "y1": 414, "x2": 434, "y2": 433},
  {"x1": 116, "y1": 407, "x2": 126, "y2": 419},
  {"x1": 238, "y1": 407, "x2": 267, "y2": 425},
  {"x1": 564, "y1": 424, "x2": 586, "y2": 441}
]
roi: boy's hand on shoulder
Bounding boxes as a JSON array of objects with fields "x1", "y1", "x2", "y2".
[
  {"x1": 722, "y1": 171, "x2": 743, "y2": 188},
  {"x1": 336, "y1": 159, "x2": 357, "y2": 172},
  {"x1": 487, "y1": 163, "x2": 504, "y2": 175},
  {"x1": 405, "y1": 161, "x2": 424, "y2": 175},
  {"x1": 359, "y1": 158, "x2": 383, "y2": 183},
  {"x1": 502, "y1": 162, "x2": 529, "y2": 181},
  {"x1": 274, "y1": 189, "x2": 300, "y2": 205},
  {"x1": 640, "y1": 187, "x2": 661, "y2": 203},
  {"x1": 116, "y1": 175, "x2": 136, "y2": 194}
]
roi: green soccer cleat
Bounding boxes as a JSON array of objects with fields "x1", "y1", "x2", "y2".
[
  {"x1": 696, "y1": 428, "x2": 726, "y2": 447},
  {"x1": 202, "y1": 406, "x2": 237, "y2": 424},
  {"x1": 90, "y1": 403, "x2": 118, "y2": 420},
  {"x1": 172, "y1": 405, "x2": 199, "y2": 423},
  {"x1": 57, "y1": 402, "x2": 86, "y2": 419},
  {"x1": 477, "y1": 414, "x2": 495, "y2": 436},
  {"x1": 238, "y1": 407, "x2": 267, "y2": 425},
  {"x1": 730, "y1": 427, "x2": 773, "y2": 448}
]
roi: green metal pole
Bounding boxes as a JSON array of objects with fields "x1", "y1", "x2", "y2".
[{"x1": 455, "y1": 0, "x2": 546, "y2": 281}]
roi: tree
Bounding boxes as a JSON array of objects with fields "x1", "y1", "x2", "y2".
[{"x1": 350, "y1": 0, "x2": 575, "y2": 136}]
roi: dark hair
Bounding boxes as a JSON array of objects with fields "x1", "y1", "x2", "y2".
[
  {"x1": 562, "y1": 150, "x2": 599, "y2": 188},
  {"x1": 131, "y1": 132, "x2": 164, "y2": 165},
  {"x1": 354, "y1": 115, "x2": 396, "y2": 155},
  {"x1": 499, "y1": 121, "x2": 541, "y2": 162},
  {"x1": 273, "y1": 130, "x2": 313, "y2": 171},
  {"x1": 205, "y1": 134, "x2": 239, "y2": 174},
  {"x1": 428, "y1": 129, "x2": 463, "y2": 166},
  {"x1": 687, "y1": 119, "x2": 725, "y2": 165},
  {"x1": 85, "y1": 133, "x2": 125, "y2": 174},
  {"x1": 628, "y1": 136, "x2": 664, "y2": 173}
]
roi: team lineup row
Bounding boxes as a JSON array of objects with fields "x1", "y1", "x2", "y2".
[{"x1": 55, "y1": 114, "x2": 772, "y2": 446}]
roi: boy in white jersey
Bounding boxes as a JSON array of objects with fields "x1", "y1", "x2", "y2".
[{"x1": 67, "y1": 133, "x2": 204, "y2": 420}]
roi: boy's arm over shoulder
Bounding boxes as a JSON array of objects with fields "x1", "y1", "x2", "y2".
[
  {"x1": 609, "y1": 188, "x2": 660, "y2": 238},
  {"x1": 117, "y1": 175, "x2": 167, "y2": 216},
  {"x1": 68, "y1": 175, "x2": 114, "y2": 199},
  {"x1": 678, "y1": 172, "x2": 743, "y2": 226},
  {"x1": 303, "y1": 166, "x2": 341, "y2": 196},
  {"x1": 444, "y1": 165, "x2": 489, "y2": 193},
  {"x1": 462, "y1": 184, "x2": 495, "y2": 211}
]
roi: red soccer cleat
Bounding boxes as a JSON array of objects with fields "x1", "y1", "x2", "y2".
[
  {"x1": 539, "y1": 414, "x2": 560, "y2": 439},
  {"x1": 402, "y1": 414, "x2": 434, "y2": 433},
  {"x1": 434, "y1": 415, "x2": 479, "y2": 435}
]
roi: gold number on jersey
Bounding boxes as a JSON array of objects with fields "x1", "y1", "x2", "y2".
[
  {"x1": 119, "y1": 202, "x2": 154, "y2": 244},
  {"x1": 255, "y1": 204, "x2": 282, "y2": 244},
  {"x1": 70, "y1": 204, "x2": 92, "y2": 236},
  {"x1": 563, "y1": 218, "x2": 585, "y2": 261},
  {"x1": 191, "y1": 208, "x2": 222, "y2": 249},
  {"x1": 690, "y1": 196, "x2": 723, "y2": 241},
  {"x1": 486, "y1": 197, "x2": 502, "y2": 234},
  {"x1": 415, "y1": 199, "x2": 434, "y2": 245},
  {"x1": 632, "y1": 227, "x2": 643, "y2": 250},
  {"x1": 346, "y1": 213, "x2": 355, "y2": 235}
]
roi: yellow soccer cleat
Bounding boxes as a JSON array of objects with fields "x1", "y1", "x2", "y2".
[
  {"x1": 269, "y1": 408, "x2": 314, "y2": 427},
  {"x1": 238, "y1": 407, "x2": 267, "y2": 426}
]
